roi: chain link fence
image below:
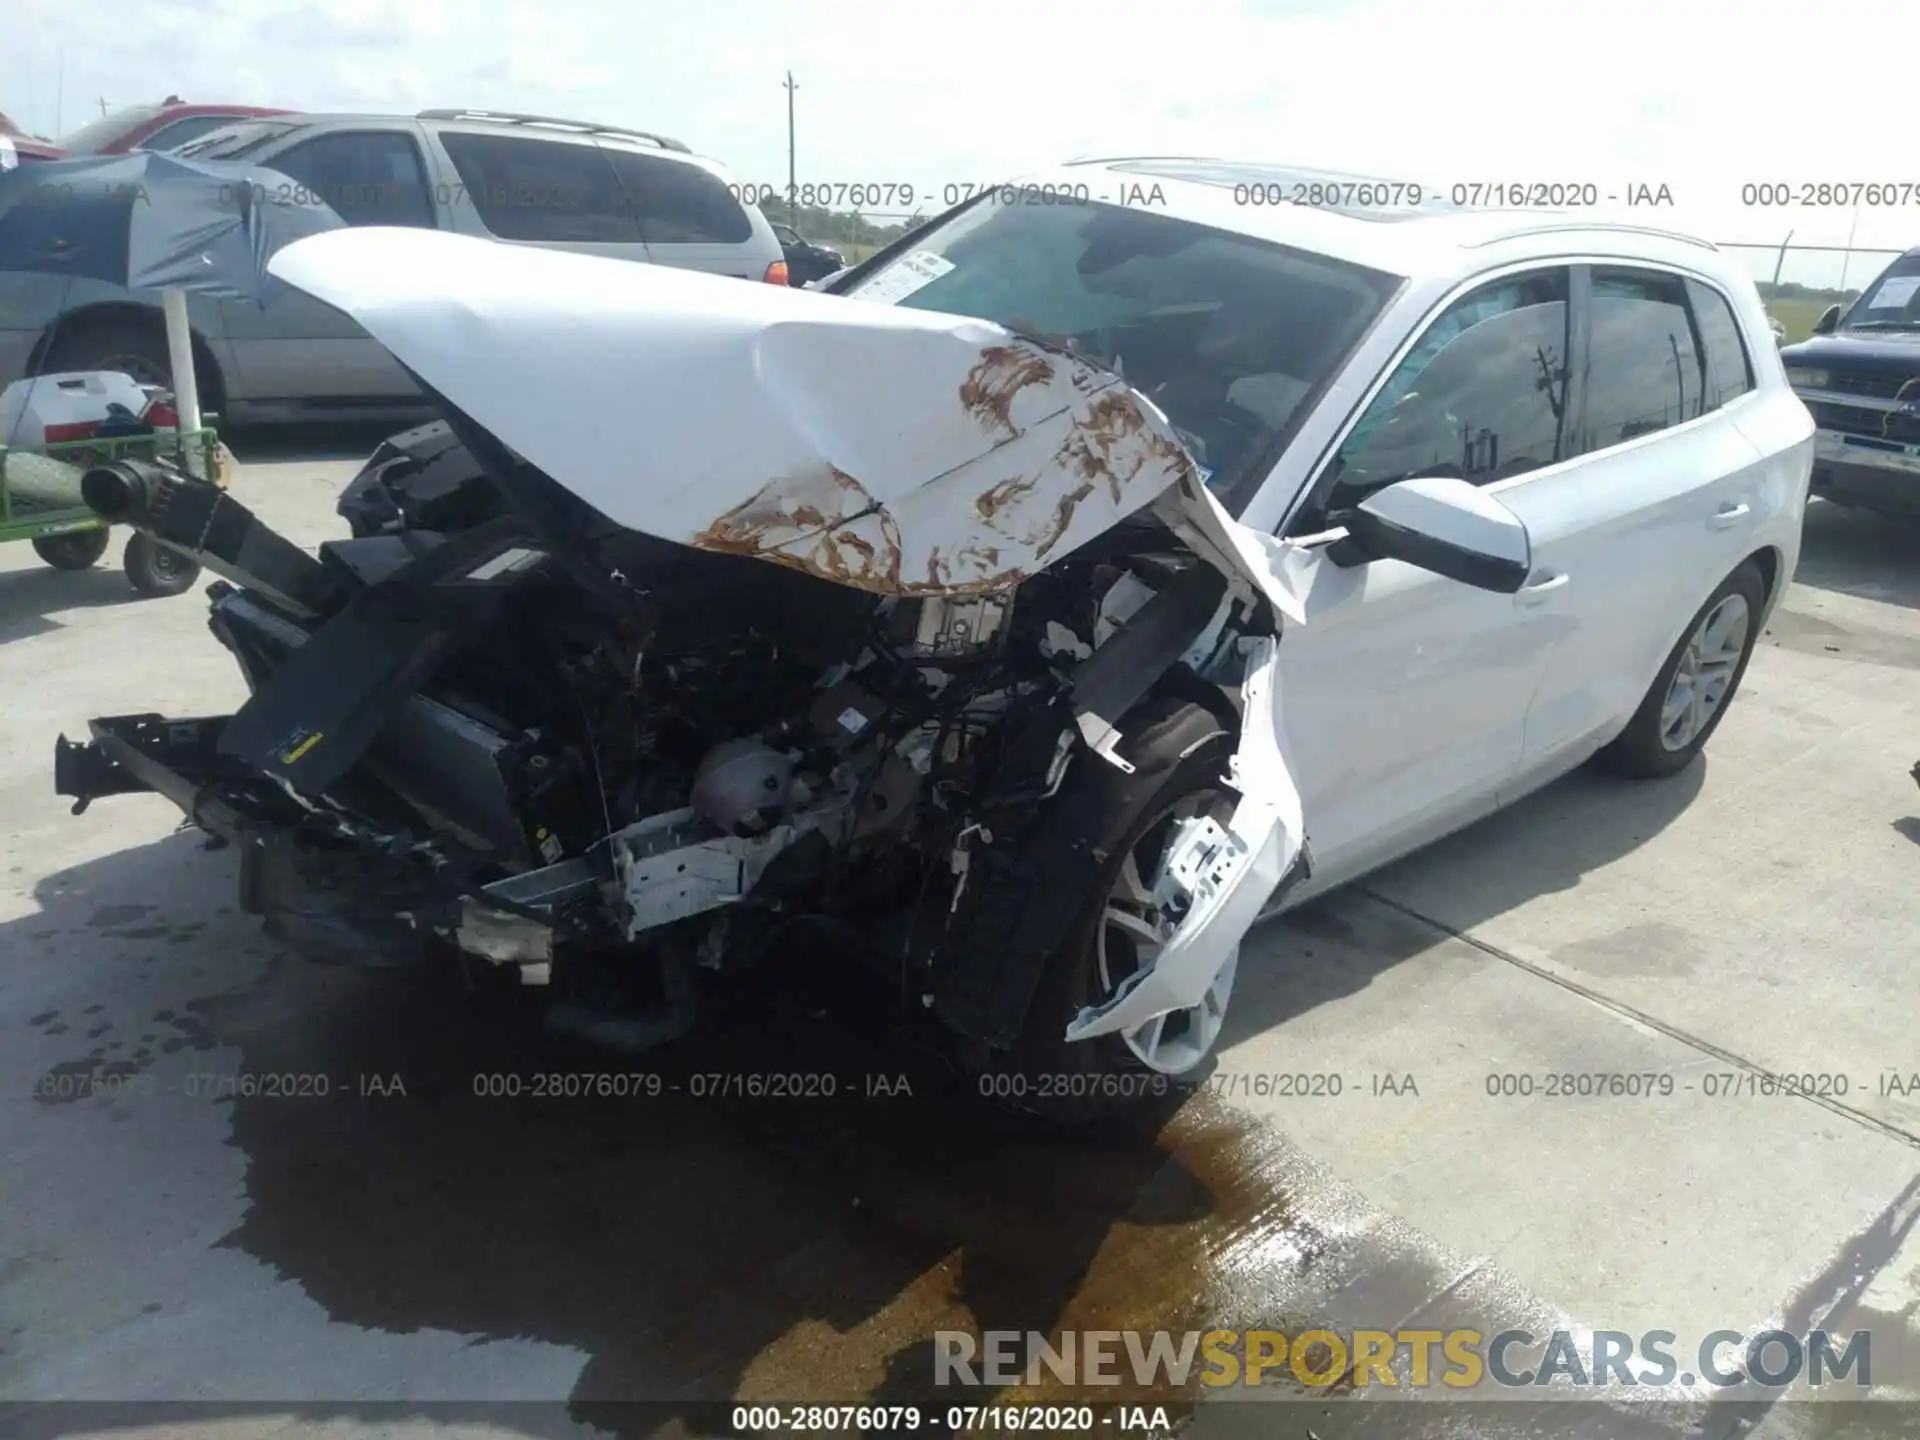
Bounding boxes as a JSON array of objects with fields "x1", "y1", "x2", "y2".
[{"x1": 1717, "y1": 240, "x2": 1905, "y2": 342}]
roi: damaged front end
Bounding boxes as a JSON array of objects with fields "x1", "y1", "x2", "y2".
[{"x1": 54, "y1": 226, "x2": 1308, "y2": 1102}]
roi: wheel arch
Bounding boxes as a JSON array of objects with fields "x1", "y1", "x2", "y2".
[
  {"x1": 1744, "y1": 543, "x2": 1785, "y2": 619},
  {"x1": 28, "y1": 302, "x2": 229, "y2": 419}
]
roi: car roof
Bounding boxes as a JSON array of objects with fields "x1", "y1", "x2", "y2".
[
  {"x1": 1024, "y1": 157, "x2": 1745, "y2": 290},
  {"x1": 258, "y1": 110, "x2": 704, "y2": 156},
  {"x1": 154, "y1": 103, "x2": 289, "y2": 117}
]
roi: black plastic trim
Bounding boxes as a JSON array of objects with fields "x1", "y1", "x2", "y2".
[{"x1": 1346, "y1": 507, "x2": 1530, "y2": 594}]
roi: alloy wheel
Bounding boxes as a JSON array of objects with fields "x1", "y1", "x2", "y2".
[
  {"x1": 145, "y1": 546, "x2": 188, "y2": 582},
  {"x1": 1658, "y1": 593, "x2": 1750, "y2": 751},
  {"x1": 1093, "y1": 791, "x2": 1237, "y2": 1075}
]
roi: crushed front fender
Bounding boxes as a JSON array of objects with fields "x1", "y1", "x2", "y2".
[{"x1": 1062, "y1": 632, "x2": 1308, "y2": 1044}]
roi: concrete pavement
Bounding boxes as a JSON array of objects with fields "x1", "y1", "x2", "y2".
[{"x1": 2, "y1": 439, "x2": 1917, "y2": 1437}]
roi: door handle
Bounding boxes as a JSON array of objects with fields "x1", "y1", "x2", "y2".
[
  {"x1": 1515, "y1": 571, "x2": 1570, "y2": 607},
  {"x1": 1710, "y1": 502, "x2": 1751, "y2": 530}
]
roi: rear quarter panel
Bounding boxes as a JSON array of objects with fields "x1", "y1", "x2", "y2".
[{"x1": 1723, "y1": 279, "x2": 1814, "y2": 623}]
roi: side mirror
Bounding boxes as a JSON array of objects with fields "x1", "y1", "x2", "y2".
[
  {"x1": 1813, "y1": 304, "x2": 1841, "y2": 336},
  {"x1": 1333, "y1": 475, "x2": 1532, "y2": 593}
]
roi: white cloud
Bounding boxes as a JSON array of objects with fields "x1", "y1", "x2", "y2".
[{"x1": 6, "y1": 0, "x2": 1915, "y2": 286}]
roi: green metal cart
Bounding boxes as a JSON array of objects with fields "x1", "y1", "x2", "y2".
[{"x1": 0, "y1": 426, "x2": 226, "y2": 599}]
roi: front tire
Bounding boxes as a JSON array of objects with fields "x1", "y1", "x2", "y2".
[
  {"x1": 982, "y1": 696, "x2": 1240, "y2": 1121},
  {"x1": 1595, "y1": 560, "x2": 1766, "y2": 779},
  {"x1": 123, "y1": 532, "x2": 201, "y2": 598}
]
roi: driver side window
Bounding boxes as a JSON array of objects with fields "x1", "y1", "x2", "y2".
[{"x1": 1318, "y1": 269, "x2": 1571, "y2": 519}]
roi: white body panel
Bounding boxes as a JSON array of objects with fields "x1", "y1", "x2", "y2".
[
  {"x1": 269, "y1": 227, "x2": 1204, "y2": 598},
  {"x1": 264, "y1": 166, "x2": 1814, "y2": 1054}
]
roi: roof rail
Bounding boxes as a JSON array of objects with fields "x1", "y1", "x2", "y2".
[
  {"x1": 1467, "y1": 220, "x2": 1719, "y2": 252},
  {"x1": 416, "y1": 109, "x2": 691, "y2": 153}
]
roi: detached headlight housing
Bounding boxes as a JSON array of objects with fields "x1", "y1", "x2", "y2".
[{"x1": 1784, "y1": 366, "x2": 1829, "y2": 391}]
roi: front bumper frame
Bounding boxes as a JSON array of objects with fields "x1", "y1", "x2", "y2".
[
  {"x1": 56, "y1": 714, "x2": 255, "y2": 830},
  {"x1": 1809, "y1": 427, "x2": 1920, "y2": 515},
  {"x1": 56, "y1": 713, "x2": 442, "y2": 968}
]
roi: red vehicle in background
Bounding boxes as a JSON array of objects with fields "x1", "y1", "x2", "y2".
[
  {"x1": 53, "y1": 97, "x2": 292, "y2": 156},
  {"x1": 0, "y1": 111, "x2": 64, "y2": 165}
]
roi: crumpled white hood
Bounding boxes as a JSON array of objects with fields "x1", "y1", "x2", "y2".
[{"x1": 268, "y1": 227, "x2": 1204, "y2": 596}]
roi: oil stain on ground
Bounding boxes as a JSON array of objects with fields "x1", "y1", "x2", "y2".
[{"x1": 184, "y1": 943, "x2": 1353, "y2": 1422}]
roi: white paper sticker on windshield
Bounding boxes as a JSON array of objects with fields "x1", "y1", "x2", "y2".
[
  {"x1": 0, "y1": 135, "x2": 17, "y2": 172},
  {"x1": 849, "y1": 250, "x2": 956, "y2": 305},
  {"x1": 1868, "y1": 275, "x2": 1920, "y2": 310}
]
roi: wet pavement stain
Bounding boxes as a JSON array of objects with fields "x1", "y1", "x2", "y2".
[
  {"x1": 1552, "y1": 921, "x2": 1702, "y2": 978},
  {"x1": 34, "y1": 1054, "x2": 146, "y2": 1106},
  {"x1": 167, "y1": 941, "x2": 1364, "y2": 1422},
  {"x1": 1763, "y1": 607, "x2": 1920, "y2": 672},
  {"x1": 85, "y1": 904, "x2": 154, "y2": 929}
]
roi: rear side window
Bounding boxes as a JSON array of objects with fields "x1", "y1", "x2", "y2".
[
  {"x1": 439, "y1": 132, "x2": 641, "y2": 243},
  {"x1": 138, "y1": 114, "x2": 244, "y2": 152},
  {"x1": 269, "y1": 131, "x2": 435, "y2": 228},
  {"x1": 175, "y1": 119, "x2": 297, "y2": 160},
  {"x1": 603, "y1": 150, "x2": 753, "y2": 245},
  {"x1": 1581, "y1": 269, "x2": 1705, "y2": 451},
  {"x1": 1685, "y1": 279, "x2": 1755, "y2": 410}
]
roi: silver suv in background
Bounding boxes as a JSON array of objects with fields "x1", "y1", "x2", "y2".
[{"x1": 0, "y1": 109, "x2": 788, "y2": 424}]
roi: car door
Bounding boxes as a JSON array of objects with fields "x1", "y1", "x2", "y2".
[
  {"x1": 219, "y1": 125, "x2": 440, "y2": 403},
  {"x1": 1500, "y1": 265, "x2": 1768, "y2": 785},
  {"x1": 1260, "y1": 266, "x2": 1577, "y2": 901}
]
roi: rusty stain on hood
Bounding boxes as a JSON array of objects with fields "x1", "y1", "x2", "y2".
[
  {"x1": 688, "y1": 341, "x2": 1200, "y2": 597},
  {"x1": 960, "y1": 345, "x2": 1060, "y2": 437}
]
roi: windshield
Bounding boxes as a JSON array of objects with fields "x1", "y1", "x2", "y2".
[
  {"x1": 841, "y1": 197, "x2": 1401, "y2": 515},
  {"x1": 173, "y1": 119, "x2": 299, "y2": 161},
  {"x1": 56, "y1": 105, "x2": 163, "y2": 153},
  {"x1": 1843, "y1": 254, "x2": 1920, "y2": 330}
]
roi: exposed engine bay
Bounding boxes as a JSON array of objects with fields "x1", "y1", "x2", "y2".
[
  {"x1": 56, "y1": 419, "x2": 1295, "y2": 1087},
  {"x1": 54, "y1": 228, "x2": 1309, "y2": 1110}
]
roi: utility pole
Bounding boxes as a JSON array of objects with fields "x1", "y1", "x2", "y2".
[
  {"x1": 1838, "y1": 199, "x2": 1863, "y2": 296},
  {"x1": 97, "y1": 96, "x2": 109, "y2": 118},
  {"x1": 782, "y1": 71, "x2": 798, "y2": 227}
]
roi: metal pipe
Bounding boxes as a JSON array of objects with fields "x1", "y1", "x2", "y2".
[{"x1": 162, "y1": 289, "x2": 203, "y2": 461}]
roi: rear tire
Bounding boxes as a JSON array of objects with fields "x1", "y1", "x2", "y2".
[
  {"x1": 42, "y1": 318, "x2": 173, "y2": 390},
  {"x1": 32, "y1": 528, "x2": 111, "y2": 570},
  {"x1": 124, "y1": 532, "x2": 201, "y2": 598},
  {"x1": 977, "y1": 696, "x2": 1240, "y2": 1122},
  {"x1": 1595, "y1": 560, "x2": 1766, "y2": 779}
]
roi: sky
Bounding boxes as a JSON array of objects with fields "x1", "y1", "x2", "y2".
[{"x1": 6, "y1": 0, "x2": 1917, "y2": 290}]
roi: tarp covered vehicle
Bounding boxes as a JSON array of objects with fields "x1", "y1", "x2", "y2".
[{"x1": 53, "y1": 218, "x2": 1329, "y2": 1116}]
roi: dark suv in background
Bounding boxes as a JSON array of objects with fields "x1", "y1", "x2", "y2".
[
  {"x1": 0, "y1": 109, "x2": 786, "y2": 423},
  {"x1": 1781, "y1": 247, "x2": 1920, "y2": 517},
  {"x1": 770, "y1": 221, "x2": 845, "y2": 285}
]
